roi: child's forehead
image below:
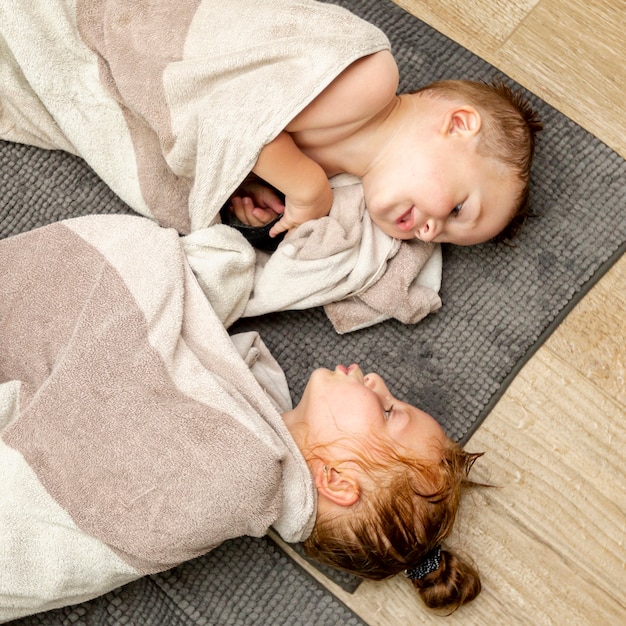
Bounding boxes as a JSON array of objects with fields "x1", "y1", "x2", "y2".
[{"x1": 479, "y1": 153, "x2": 518, "y2": 179}]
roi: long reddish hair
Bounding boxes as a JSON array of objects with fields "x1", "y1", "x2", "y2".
[{"x1": 302, "y1": 434, "x2": 484, "y2": 612}]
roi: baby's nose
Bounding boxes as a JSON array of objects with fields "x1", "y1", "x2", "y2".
[{"x1": 416, "y1": 218, "x2": 440, "y2": 242}]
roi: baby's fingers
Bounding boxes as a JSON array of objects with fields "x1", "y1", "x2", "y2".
[
  {"x1": 252, "y1": 206, "x2": 281, "y2": 224},
  {"x1": 231, "y1": 197, "x2": 272, "y2": 226},
  {"x1": 268, "y1": 215, "x2": 299, "y2": 238}
]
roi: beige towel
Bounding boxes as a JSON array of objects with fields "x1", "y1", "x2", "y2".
[
  {"x1": 245, "y1": 174, "x2": 442, "y2": 331},
  {"x1": 0, "y1": 0, "x2": 389, "y2": 231},
  {"x1": 0, "y1": 1, "x2": 441, "y2": 332},
  {"x1": 0, "y1": 215, "x2": 316, "y2": 622}
]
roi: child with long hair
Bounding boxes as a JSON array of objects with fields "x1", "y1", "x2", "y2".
[{"x1": 284, "y1": 363, "x2": 483, "y2": 612}]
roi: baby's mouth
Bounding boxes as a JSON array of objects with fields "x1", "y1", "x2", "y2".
[{"x1": 395, "y1": 207, "x2": 416, "y2": 232}]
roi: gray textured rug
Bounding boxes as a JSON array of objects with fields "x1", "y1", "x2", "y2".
[
  {"x1": 9, "y1": 537, "x2": 364, "y2": 626},
  {"x1": 2, "y1": 0, "x2": 625, "y2": 623}
]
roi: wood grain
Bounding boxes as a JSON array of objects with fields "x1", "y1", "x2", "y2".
[{"x1": 393, "y1": 0, "x2": 626, "y2": 158}]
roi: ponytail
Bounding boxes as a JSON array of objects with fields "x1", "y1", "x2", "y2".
[{"x1": 410, "y1": 547, "x2": 481, "y2": 612}]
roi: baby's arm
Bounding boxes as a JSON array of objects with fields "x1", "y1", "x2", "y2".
[{"x1": 252, "y1": 131, "x2": 333, "y2": 237}]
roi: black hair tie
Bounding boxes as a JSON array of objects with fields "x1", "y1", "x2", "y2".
[{"x1": 404, "y1": 545, "x2": 442, "y2": 580}]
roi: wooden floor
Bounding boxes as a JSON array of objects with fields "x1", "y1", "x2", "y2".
[{"x1": 285, "y1": 1, "x2": 626, "y2": 624}]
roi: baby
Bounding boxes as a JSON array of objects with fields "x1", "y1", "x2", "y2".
[
  {"x1": 227, "y1": 70, "x2": 543, "y2": 247},
  {"x1": 0, "y1": 1, "x2": 541, "y2": 249}
]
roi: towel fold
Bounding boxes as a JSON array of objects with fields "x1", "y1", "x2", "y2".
[{"x1": 245, "y1": 175, "x2": 442, "y2": 331}]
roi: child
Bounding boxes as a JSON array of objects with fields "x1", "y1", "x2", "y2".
[
  {"x1": 1, "y1": 214, "x2": 481, "y2": 620},
  {"x1": 286, "y1": 362, "x2": 483, "y2": 611},
  {"x1": 228, "y1": 75, "x2": 543, "y2": 246}
]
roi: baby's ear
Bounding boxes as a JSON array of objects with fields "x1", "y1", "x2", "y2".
[
  {"x1": 314, "y1": 464, "x2": 360, "y2": 507},
  {"x1": 444, "y1": 106, "x2": 481, "y2": 137}
]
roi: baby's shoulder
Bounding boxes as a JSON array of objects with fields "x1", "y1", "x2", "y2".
[
  {"x1": 338, "y1": 49, "x2": 399, "y2": 96},
  {"x1": 287, "y1": 50, "x2": 399, "y2": 132}
]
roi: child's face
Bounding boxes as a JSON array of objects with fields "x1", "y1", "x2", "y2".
[
  {"x1": 362, "y1": 108, "x2": 521, "y2": 246},
  {"x1": 296, "y1": 364, "x2": 446, "y2": 463}
]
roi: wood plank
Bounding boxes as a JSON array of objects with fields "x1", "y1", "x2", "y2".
[
  {"x1": 544, "y1": 254, "x2": 626, "y2": 406},
  {"x1": 496, "y1": 0, "x2": 626, "y2": 157},
  {"x1": 469, "y1": 350, "x2": 626, "y2": 602},
  {"x1": 393, "y1": 0, "x2": 626, "y2": 158},
  {"x1": 392, "y1": 0, "x2": 540, "y2": 49}
]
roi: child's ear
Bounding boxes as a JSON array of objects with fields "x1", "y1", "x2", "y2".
[
  {"x1": 315, "y1": 464, "x2": 360, "y2": 507},
  {"x1": 442, "y1": 106, "x2": 481, "y2": 137}
]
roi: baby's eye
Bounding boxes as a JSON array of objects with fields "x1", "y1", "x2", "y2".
[
  {"x1": 451, "y1": 203, "x2": 463, "y2": 217},
  {"x1": 383, "y1": 405, "x2": 394, "y2": 420}
]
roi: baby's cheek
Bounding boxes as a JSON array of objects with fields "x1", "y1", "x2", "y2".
[{"x1": 366, "y1": 212, "x2": 403, "y2": 239}]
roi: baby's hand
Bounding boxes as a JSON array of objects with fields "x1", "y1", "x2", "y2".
[
  {"x1": 228, "y1": 181, "x2": 285, "y2": 227},
  {"x1": 268, "y1": 184, "x2": 333, "y2": 238}
]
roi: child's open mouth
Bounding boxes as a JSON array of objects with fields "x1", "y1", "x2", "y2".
[{"x1": 395, "y1": 206, "x2": 415, "y2": 232}]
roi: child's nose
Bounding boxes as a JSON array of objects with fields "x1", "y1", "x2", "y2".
[
  {"x1": 363, "y1": 373, "x2": 380, "y2": 390},
  {"x1": 416, "y1": 218, "x2": 440, "y2": 242},
  {"x1": 363, "y1": 373, "x2": 387, "y2": 393}
]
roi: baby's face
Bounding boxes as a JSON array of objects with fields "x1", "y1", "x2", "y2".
[{"x1": 362, "y1": 130, "x2": 521, "y2": 246}]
